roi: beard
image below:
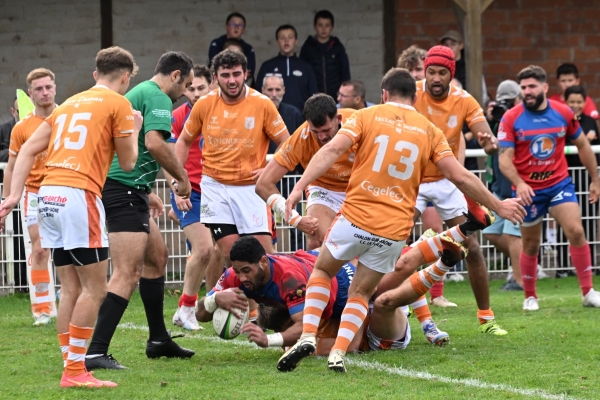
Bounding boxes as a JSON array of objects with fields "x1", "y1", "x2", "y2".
[
  {"x1": 427, "y1": 81, "x2": 449, "y2": 99},
  {"x1": 219, "y1": 81, "x2": 244, "y2": 101},
  {"x1": 523, "y1": 92, "x2": 545, "y2": 111}
]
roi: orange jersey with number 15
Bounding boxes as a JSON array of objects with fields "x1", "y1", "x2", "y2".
[
  {"x1": 337, "y1": 103, "x2": 453, "y2": 241},
  {"x1": 42, "y1": 85, "x2": 135, "y2": 197},
  {"x1": 9, "y1": 111, "x2": 48, "y2": 193}
]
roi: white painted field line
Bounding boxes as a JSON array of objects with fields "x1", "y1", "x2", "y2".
[{"x1": 118, "y1": 323, "x2": 578, "y2": 400}]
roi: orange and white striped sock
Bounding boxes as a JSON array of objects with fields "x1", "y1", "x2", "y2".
[
  {"x1": 302, "y1": 277, "x2": 331, "y2": 337},
  {"x1": 410, "y1": 295, "x2": 433, "y2": 328},
  {"x1": 409, "y1": 259, "x2": 453, "y2": 296},
  {"x1": 331, "y1": 297, "x2": 368, "y2": 353},
  {"x1": 31, "y1": 269, "x2": 51, "y2": 315},
  {"x1": 58, "y1": 332, "x2": 69, "y2": 367},
  {"x1": 249, "y1": 308, "x2": 258, "y2": 322},
  {"x1": 417, "y1": 229, "x2": 467, "y2": 265},
  {"x1": 65, "y1": 324, "x2": 93, "y2": 376},
  {"x1": 477, "y1": 309, "x2": 495, "y2": 324}
]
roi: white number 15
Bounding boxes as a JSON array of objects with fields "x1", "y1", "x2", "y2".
[{"x1": 53, "y1": 112, "x2": 92, "y2": 151}]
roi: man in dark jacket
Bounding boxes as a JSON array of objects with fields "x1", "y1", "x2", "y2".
[
  {"x1": 256, "y1": 25, "x2": 318, "y2": 112},
  {"x1": 300, "y1": 10, "x2": 351, "y2": 99},
  {"x1": 209, "y1": 12, "x2": 256, "y2": 84},
  {"x1": 0, "y1": 98, "x2": 19, "y2": 183}
]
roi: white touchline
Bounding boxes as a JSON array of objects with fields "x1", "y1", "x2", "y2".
[{"x1": 118, "y1": 323, "x2": 577, "y2": 400}]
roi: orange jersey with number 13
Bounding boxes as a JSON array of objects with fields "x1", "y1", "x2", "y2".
[
  {"x1": 42, "y1": 85, "x2": 135, "y2": 197},
  {"x1": 337, "y1": 103, "x2": 453, "y2": 241}
]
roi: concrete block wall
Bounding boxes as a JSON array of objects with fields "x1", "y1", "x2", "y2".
[
  {"x1": 0, "y1": 0, "x2": 384, "y2": 122},
  {"x1": 395, "y1": 0, "x2": 600, "y2": 104}
]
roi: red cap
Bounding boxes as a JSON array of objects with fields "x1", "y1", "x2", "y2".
[{"x1": 424, "y1": 45, "x2": 456, "y2": 79}]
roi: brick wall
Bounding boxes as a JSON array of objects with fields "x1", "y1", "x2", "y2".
[
  {"x1": 395, "y1": 0, "x2": 600, "y2": 104},
  {"x1": 0, "y1": 0, "x2": 383, "y2": 122}
]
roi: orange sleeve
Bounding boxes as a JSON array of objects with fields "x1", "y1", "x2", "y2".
[
  {"x1": 183, "y1": 101, "x2": 204, "y2": 140},
  {"x1": 272, "y1": 125, "x2": 306, "y2": 170},
  {"x1": 8, "y1": 123, "x2": 24, "y2": 157},
  {"x1": 430, "y1": 125, "x2": 454, "y2": 164},
  {"x1": 336, "y1": 110, "x2": 363, "y2": 145},
  {"x1": 464, "y1": 96, "x2": 487, "y2": 128},
  {"x1": 112, "y1": 96, "x2": 135, "y2": 138},
  {"x1": 264, "y1": 100, "x2": 288, "y2": 140}
]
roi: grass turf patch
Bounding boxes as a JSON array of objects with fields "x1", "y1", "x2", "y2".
[{"x1": 0, "y1": 276, "x2": 599, "y2": 399}]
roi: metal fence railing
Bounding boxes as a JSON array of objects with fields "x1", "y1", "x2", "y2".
[{"x1": 1, "y1": 148, "x2": 599, "y2": 291}]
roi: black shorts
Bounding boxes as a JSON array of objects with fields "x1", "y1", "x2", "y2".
[{"x1": 102, "y1": 178, "x2": 150, "y2": 233}]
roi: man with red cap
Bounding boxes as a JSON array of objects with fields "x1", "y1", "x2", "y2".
[{"x1": 411, "y1": 45, "x2": 508, "y2": 335}]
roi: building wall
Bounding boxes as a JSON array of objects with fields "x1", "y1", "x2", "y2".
[
  {"x1": 0, "y1": 0, "x2": 383, "y2": 122},
  {"x1": 395, "y1": 0, "x2": 600, "y2": 104}
]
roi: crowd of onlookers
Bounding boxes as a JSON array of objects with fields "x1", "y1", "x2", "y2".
[{"x1": 1, "y1": 9, "x2": 599, "y2": 287}]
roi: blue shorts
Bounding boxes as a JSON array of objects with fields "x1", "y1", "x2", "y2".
[
  {"x1": 482, "y1": 193, "x2": 521, "y2": 237},
  {"x1": 170, "y1": 189, "x2": 201, "y2": 229},
  {"x1": 515, "y1": 177, "x2": 577, "y2": 227}
]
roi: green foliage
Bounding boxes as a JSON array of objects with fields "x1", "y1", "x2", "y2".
[{"x1": 1, "y1": 277, "x2": 599, "y2": 399}]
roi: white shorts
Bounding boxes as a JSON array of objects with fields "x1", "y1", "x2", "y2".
[
  {"x1": 200, "y1": 175, "x2": 269, "y2": 235},
  {"x1": 24, "y1": 191, "x2": 39, "y2": 227},
  {"x1": 366, "y1": 321, "x2": 411, "y2": 351},
  {"x1": 324, "y1": 214, "x2": 405, "y2": 274},
  {"x1": 415, "y1": 178, "x2": 467, "y2": 221},
  {"x1": 306, "y1": 185, "x2": 345, "y2": 213},
  {"x1": 38, "y1": 186, "x2": 108, "y2": 250}
]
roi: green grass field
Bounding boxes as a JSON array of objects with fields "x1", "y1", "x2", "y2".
[{"x1": 1, "y1": 276, "x2": 600, "y2": 399}]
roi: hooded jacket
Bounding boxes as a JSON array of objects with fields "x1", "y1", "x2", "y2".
[{"x1": 300, "y1": 35, "x2": 351, "y2": 99}]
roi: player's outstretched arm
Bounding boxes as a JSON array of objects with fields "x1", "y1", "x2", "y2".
[
  {"x1": 571, "y1": 133, "x2": 600, "y2": 203},
  {"x1": 285, "y1": 134, "x2": 354, "y2": 220},
  {"x1": 436, "y1": 155, "x2": 526, "y2": 224},
  {"x1": 256, "y1": 159, "x2": 288, "y2": 201},
  {"x1": 241, "y1": 312, "x2": 303, "y2": 348},
  {"x1": 146, "y1": 130, "x2": 191, "y2": 199},
  {"x1": 0, "y1": 122, "x2": 52, "y2": 219},
  {"x1": 1, "y1": 156, "x2": 16, "y2": 199},
  {"x1": 471, "y1": 120, "x2": 499, "y2": 155},
  {"x1": 174, "y1": 131, "x2": 193, "y2": 172}
]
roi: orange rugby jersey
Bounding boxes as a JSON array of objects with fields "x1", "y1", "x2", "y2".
[
  {"x1": 337, "y1": 103, "x2": 453, "y2": 241},
  {"x1": 42, "y1": 85, "x2": 135, "y2": 197},
  {"x1": 414, "y1": 80, "x2": 486, "y2": 183},
  {"x1": 274, "y1": 108, "x2": 357, "y2": 192},
  {"x1": 184, "y1": 86, "x2": 288, "y2": 185},
  {"x1": 9, "y1": 111, "x2": 49, "y2": 193}
]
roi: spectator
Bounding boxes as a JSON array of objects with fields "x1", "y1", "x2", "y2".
[
  {"x1": 397, "y1": 45, "x2": 426, "y2": 80},
  {"x1": 336, "y1": 80, "x2": 374, "y2": 110},
  {"x1": 549, "y1": 63, "x2": 599, "y2": 120},
  {"x1": 557, "y1": 85, "x2": 599, "y2": 276},
  {"x1": 262, "y1": 74, "x2": 303, "y2": 154},
  {"x1": 255, "y1": 24, "x2": 318, "y2": 112},
  {"x1": 209, "y1": 12, "x2": 255, "y2": 84},
  {"x1": 483, "y1": 80, "x2": 524, "y2": 291},
  {"x1": 300, "y1": 10, "x2": 351, "y2": 99},
  {"x1": 0, "y1": 97, "x2": 19, "y2": 183},
  {"x1": 439, "y1": 29, "x2": 488, "y2": 104}
]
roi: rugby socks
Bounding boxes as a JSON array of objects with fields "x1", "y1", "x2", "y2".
[
  {"x1": 139, "y1": 276, "x2": 171, "y2": 343},
  {"x1": 570, "y1": 243, "x2": 593, "y2": 296},
  {"x1": 331, "y1": 297, "x2": 368, "y2": 353},
  {"x1": 430, "y1": 281, "x2": 444, "y2": 300},
  {"x1": 58, "y1": 332, "x2": 70, "y2": 367},
  {"x1": 411, "y1": 295, "x2": 433, "y2": 329},
  {"x1": 410, "y1": 258, "x2": 454, "y2": 296},
  {"x1": 179, "y1": 293, "x2": 197, "y2": 309},
  {"x1": 86, "y1": 292, "x2": 129, "y2": 356},
  {"x1": 417, "y1": 228, "x2": 467, "y2": 265},
  {"x1": 249, "y1": 308, "x2": 259, "y2": 322},
  {"x1": 31, "y1": 269, "x2": 51, "y2": 315},
  {"x1": 65, "y1": 324, "x2": 93, "y2": 376},
  {"x1": 477, "y1": 309, "x2": 495, "y2": 324},
  {"x1": 519, "y1": 252, "x2": 538, "y2": 299},
  {"x1": 301, "y1": 277, "x2": 331, "y2": 337}
]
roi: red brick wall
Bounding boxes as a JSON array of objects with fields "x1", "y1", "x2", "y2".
[{"x1": 395, "y1": 0, "x2": 600, "y2": 104}]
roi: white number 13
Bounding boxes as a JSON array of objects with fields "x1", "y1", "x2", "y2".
[
  {"x1": 372, "y1": 135, "x2": 419, "y2": 180},
  {"x1": 54, "y1": 112, "x2": 92, "y2": 151}
]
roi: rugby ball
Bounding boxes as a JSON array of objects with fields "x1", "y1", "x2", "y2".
[{"x1": 213, "y1": 306, "x2": 250, "y2": 339}]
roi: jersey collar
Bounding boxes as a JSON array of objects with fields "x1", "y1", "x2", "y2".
[
  {"x1": 386, "y1": 102, "x2": 416, "y2": 111},
  {"x1": 92, "y1": 84, "x2": 110, "y2": 90}
]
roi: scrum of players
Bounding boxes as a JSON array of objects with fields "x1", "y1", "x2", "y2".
[{"x1": 5, "y1": 37, "x2": 600, "y2": 387}]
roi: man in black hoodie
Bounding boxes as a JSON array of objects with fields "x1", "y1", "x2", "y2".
[
  {"x1": 256, "y1": 25, "x2": 318, "y2": 112},
  {"x1": 300, "y1": 10, "x2": 351, "y2": 99}
]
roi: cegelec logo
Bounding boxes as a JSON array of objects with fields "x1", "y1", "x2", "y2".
[{"x1": 360, "y1": 180, "x2": 405, "y2": 202}]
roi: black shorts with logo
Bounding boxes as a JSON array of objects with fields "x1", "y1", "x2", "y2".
[{"x1": 102, "y1": 178, "x2": 150, "y2": 233}]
